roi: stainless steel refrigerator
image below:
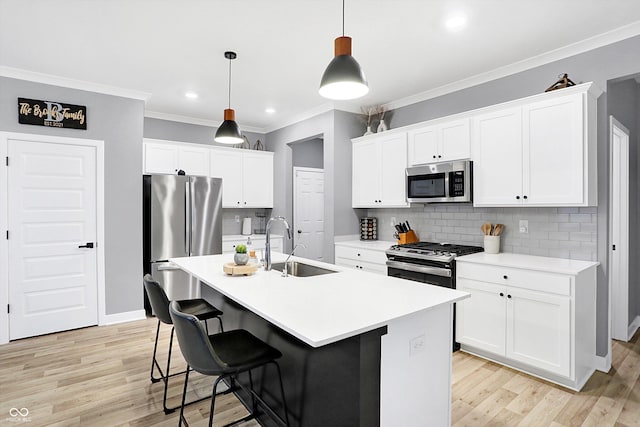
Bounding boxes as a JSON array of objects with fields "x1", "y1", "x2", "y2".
[{"x1": 143, "y1": 174, "x2": 222, "y2": 313}]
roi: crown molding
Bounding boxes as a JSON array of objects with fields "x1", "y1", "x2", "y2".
[
  {"x1": 144, "y1": 110, "x2": 263, "y2": 133},
  {"x1": 0, "y1": 66, "x2": 151, "y2": 101},
  {"x1": 262, "y1": 102, "x2": 337, "y2": 134},
  {"x1": 384, "y1": 20, "x2": 640, "y2": 111}
]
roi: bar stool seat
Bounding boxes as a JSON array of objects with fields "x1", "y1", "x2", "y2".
[
  {"x1": 169, "y1": 300, "x2": 289, "y2": 427},
  {"x1": 143, "y1": 274, "x2": 224, "y2": 414}
]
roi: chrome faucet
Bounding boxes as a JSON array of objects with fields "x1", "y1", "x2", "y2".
[
  {"x1": 265, "y1": 216, "x2": 292, "y2": 270},
  {"x1": 281, "y1": 243, "x2": 306, "y2": 277}
]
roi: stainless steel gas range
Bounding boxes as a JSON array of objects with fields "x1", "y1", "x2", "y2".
[{"x1": 385, "y1": 241, "x2": 484, "y2": 350}]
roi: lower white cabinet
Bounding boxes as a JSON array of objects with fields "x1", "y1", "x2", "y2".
[
  {"x1": 334, "y1": 241, "x2": 390, "y2": 275},
  {"x1": 456, "y1": 253, "x2": 597, "y2": 391},
  {"x1": 222, "y1": 235, "x2": 283, "y2": 256}
]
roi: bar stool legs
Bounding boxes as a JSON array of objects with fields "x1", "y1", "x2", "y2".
[{"x1": 178, "y1": 362, "x2": 290, "y2": 427}]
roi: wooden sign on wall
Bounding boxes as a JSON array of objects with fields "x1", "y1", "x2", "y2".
[{"x1": 18, "y1": 98, "x2": 87, "y2": 130}]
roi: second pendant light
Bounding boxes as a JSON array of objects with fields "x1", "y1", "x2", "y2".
[{"x1": 214, "y1": 51, "x2": 243, "y2": 145}]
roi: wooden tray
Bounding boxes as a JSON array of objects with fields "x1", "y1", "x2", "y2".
[{"x1": 223, "y1": 262, "x2": 259, "y2": 276}]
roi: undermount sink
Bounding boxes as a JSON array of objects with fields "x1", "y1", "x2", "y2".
[{"x1": 271, "y1": 261, "x2": 338, "y2": 277}]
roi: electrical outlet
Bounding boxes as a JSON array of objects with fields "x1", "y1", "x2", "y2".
[
  {"x1": 234, "y1": 215, "x2": 240, "y2": 223},
  {"x1": 519, "y1": 219, "x2": 529, "y2": 234},
  {"x1": 409, "y1": 334, "x2": 425, "y2": 356},
  {"x1": 390, "y1": 217, "x2": 397, "y2": 227}
]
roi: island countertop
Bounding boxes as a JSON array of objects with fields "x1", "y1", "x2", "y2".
[{"x1": 169, "y1": 253, "x2": 469, "y2": 347}]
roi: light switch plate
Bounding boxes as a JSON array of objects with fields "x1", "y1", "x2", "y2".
[
  {"x1": 235, "y1": 215, "x2": 240, "y2": 223},
  {"x1": 519, "y1": 219, "x2": 529, "y2": 234},
  {"x1": 410, "y1": 334, "x2": 425, "y2": 356}
]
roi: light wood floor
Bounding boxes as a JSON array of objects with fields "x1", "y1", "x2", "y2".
[{"x1": 0, "y1": 318, "x2": 638, "y2": 427}]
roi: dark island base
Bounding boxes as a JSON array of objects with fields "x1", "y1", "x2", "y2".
[{"x1": 201, "y1": 285, "x2": 388, "y2": 427}]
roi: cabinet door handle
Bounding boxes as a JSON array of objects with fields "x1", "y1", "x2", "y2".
[
  {"x1": 357, "y1": 253, "x2": 361, "y2": 256},
  {"x1": 499, "y1": 292, "x2": 504, "y2": 297},
  {"x1": 433, "y1": 155, "x2": 436, "y2": 159},
  {"x1": 515, "y1": 195, "x2": 520, "y2": 200},
  {"x1": 507, "y1": 294, "x2": 512, "y2": 299},
  {"x1": 503, "y1": 275, "x2": 508, "y2": 279},
  {"x1": 438, "y1": 155, "x2": 442, "y2": 158},
  {"x1": 523, "y1": 195, "x2": 528, "y2": 200}
]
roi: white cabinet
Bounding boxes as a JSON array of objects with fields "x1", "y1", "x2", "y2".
[
  {"x1": 352, "y1": 133, "x2": 408, "y2": 208},
  {"x1": 334, "y1": 242, "x2": 389, "y2": 275},
  {"x1": 222, "y1": 235, "x2": 283, "y2": 256},
  {"x1": 210, "y1": 148, "x2": 274, "y2": 208},
  {"x1": 407, "y1": 118, "x2": 470, "y2": 165},
  {"x1": 456, "y1": 253, "x2": 597, "y2": 391},
  {"x1": 472, "y1": 84, "x2": 598, "y2": 207},
  {"x1": 143, "y1": 139, "x2": 210, "y2": 176}
]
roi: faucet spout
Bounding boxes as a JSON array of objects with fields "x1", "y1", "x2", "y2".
[{"x1": 265, "y1": 216, "x2": 291, "y2": 271}]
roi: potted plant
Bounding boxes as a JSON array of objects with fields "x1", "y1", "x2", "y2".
[{"x1": 234, "y1": 244, "x2": 249, "y2": 265}]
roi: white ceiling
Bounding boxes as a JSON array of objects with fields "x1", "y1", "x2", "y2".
[{"x1": 2, "y1": 0, "x2": 640, "y2": 133}]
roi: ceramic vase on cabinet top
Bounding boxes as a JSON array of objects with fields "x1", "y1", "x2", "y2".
[{"x1": 377, "y1": 119, "x2": 388, "y2": 133}]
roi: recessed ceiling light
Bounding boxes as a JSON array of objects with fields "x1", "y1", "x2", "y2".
[
  {"x1": 265, "y1": 108, "x2": 276, "y2": 114},
  {"x1": 445, "y1": 14, "x2": 467, "y2": 31},
  {"x1": 185, "y1": 92, "x2": 198, "y2": 99}
]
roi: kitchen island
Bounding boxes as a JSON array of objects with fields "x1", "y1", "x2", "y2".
[{"x1": 170, "y1": 253, "x2": 470, "y2": 427}]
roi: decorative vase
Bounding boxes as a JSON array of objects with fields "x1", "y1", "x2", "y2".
[
  {"x1": 363, "y1": 125, "x2": 373, "y2": 136},
  {"x1": 234, "y1": 253, "x2": 249, "y2": 265},
  {"x1": 377, "y1": 119, "x2": 388, "y2": 133}
]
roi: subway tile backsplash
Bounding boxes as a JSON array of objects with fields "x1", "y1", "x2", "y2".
[{"x1": 367, "y1": 205, "x2": 597, "y2": 261}]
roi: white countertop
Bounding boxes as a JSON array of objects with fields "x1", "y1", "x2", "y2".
[
  {"x1": 169, "y1": 253, "x2": 469, "y2": 348},
  {"x1": 334, "y1": 239, "x2": 395, "y2": 252},
  {"x1": 456, "y1": 252, "x2": 599, "y2": 275}
]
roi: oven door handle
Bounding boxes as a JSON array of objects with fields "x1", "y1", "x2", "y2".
[{"x1": 386, "y1": 260, "x2": 452, "y2": 277}]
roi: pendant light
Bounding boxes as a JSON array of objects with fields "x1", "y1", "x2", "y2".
[
  {"x1": 319, "y1": 0, "x2": 369, "y2": 100},
  {"x1": 214, "y1": 51, "x2": 243, "y2": 144}
]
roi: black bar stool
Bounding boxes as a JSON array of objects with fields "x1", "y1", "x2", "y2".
[
  {"x1": 143, "y1": 274, "x2": 224, "y2": 414},
  {"x1": 169, "y1": 300, "x2": 290, "y2": 427}
]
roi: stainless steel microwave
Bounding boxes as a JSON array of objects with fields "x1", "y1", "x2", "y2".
[{"x1": 406, "y1": 160, "x2": 472, "y2": 203}]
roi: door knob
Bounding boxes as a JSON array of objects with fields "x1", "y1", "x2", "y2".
[{"x1": 78, "y1": 242, "x2": 94, "y2": 248}]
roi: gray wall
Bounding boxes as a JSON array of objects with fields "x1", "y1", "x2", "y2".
[
  {"x1": 368, "y1": 34, "x2": 640, "y2": 357},
  {"x1": 292, "y1": 137, "x2": 324, "y2": 168},
  {"x1": 144, "y1": 117, "x2": 264, "y2": 147},
  {"x1": 0, "y1": 76, "x2": 145, "y2": 315},
  {"x1": 608, "y1": 78, "x2": 640, "y2": 323},
  {"x1": 264, "y1": 110, "x2": 362, "y2": 261},
  {"x1": 143, "y1": 117, "x2": 269, "y2": 235}
]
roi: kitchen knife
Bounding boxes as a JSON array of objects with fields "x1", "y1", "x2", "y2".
[
  {"x1": 401, "y1": 222, "x2": 408, "y2": 233},
  {"x1": 394, "y1": 224, "x2": 403, "y2": 233},
  {"x1": 405, "y1": 221, "x2": 412, "y2": 231}
]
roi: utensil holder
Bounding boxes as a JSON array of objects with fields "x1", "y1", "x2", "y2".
[
  {"x1": 398, "y1": 230, "x2": 419, "y2": 245},
  {"x1": 484, "y1": 235, "x2": 500, "y2": 254}
]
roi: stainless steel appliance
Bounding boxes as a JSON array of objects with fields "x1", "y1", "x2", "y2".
[
  {"x1": 386, "y1": 241, "x2": 483, "y2": 350},
  {"x1": 406, "y1": 160, "x2": 472, "y2": 203},
  {"x1": 143, "y1": 174, "x2": 222, "y2": 313}
]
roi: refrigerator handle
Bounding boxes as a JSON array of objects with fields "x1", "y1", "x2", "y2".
[{"x1": 185, "y1": 181, "x2": 191, "y2": 256}]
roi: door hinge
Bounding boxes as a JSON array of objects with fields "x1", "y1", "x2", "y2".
[
  {"x1": 5, "y1": 230, "x2": 8, "y2": 240},
  {"x1": 5, "y1": 156, "x2": 8, "y2": 166},
  {"x1": 613, "y1": 244, "x2": 616, "y2": 251},
  {"x1": 7, "y1": 304, "x2": 9, "y2": 314}
]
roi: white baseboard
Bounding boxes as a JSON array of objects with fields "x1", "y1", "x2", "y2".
[
  {"x1": 594, "y1": 352, "x2": 611, "y2": 373},
  {"x1": 101, "y1": 310, "x2": 146, "y2": 326},
  {"x1": 627, "y1": 315, "x2": 640, "y2": 341}
]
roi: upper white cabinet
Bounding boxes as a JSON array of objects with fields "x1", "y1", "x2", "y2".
[
  {"x1": 143, "y1": 139, "x2": 210, "y2": 176},
  {"x1": 352, "y1": 132, "x2": 408, "y2": 208},
  {"x1": 407, "y1": 118, "x2": 470, "y2": 166},
  {"x1": 472, "y1": 83, "x2": 598, "y2": 207},
  {"x1": 210, "y1": 148, "x2": 274, "y2": 208}
]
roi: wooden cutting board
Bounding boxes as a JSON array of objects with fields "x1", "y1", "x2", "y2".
[{"x1": 223, "y1": 262, "x2": 259, "y2": 276}]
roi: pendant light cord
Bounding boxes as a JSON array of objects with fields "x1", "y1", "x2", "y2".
[
  {"x1": 342, "y1": 0, "x2": 345, "y2": 36},
  {"x1": 227, "y1": 57, "x2": 232, "y2": 109}
]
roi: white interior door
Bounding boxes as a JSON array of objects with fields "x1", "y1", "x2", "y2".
[
  {"x1": 610, "y1": 116, "x2": 630, "y2": 342},
  {"x1": 293, "y1": 167, "x2": 324, "y2": 261},
  {"x1": 8, "y1": 139, "x2": 98, "y2": 339}
]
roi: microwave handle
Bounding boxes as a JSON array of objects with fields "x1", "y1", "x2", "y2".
[{"x1": 444, "y1": 171, "x2": 451, "y2": 198}]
